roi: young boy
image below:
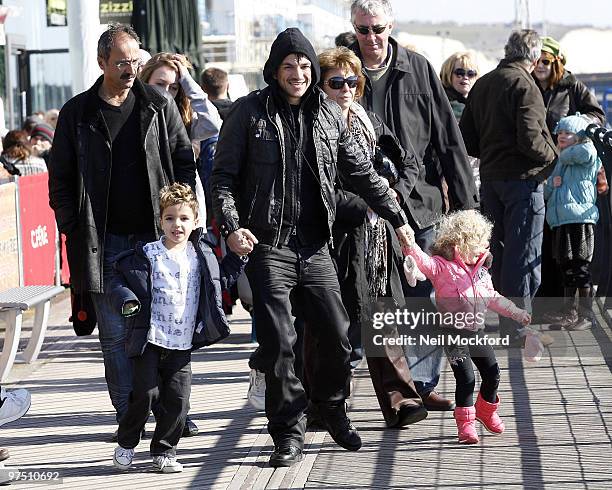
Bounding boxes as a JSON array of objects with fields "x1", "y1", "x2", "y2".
[{"x1": 110, "y1": 183, "x2": 245, "y2": 472}]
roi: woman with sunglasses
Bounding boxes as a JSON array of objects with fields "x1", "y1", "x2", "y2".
[
  {"x1": 531, "y1": 37, "x2": 606, "y2": 324},
  {"x1": 312, "y1": 46, "x2": 426, "y2": 429},
  {"x1": 440, "y1": 51, "x2": 481, "y2": 191},
  {"x1": 440, "y1": 52, "x2": 479, "y2": 122},
  {"x1": 533, "y1": 37, "x2": 604, "y2": 138}
]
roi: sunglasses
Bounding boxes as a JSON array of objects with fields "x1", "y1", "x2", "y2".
[
  {"x1": 453, "y1": 68, "x2": 477, "y2": 79},
  {"x1": 538, "y1": 58, "x2": 553, "y2": 66},
  {"x1": 354, "y1": 24, "x2": 388, "y2": 35},
  {"x1": 326, "y1": 76, "x2": 359, "y2": 90}
]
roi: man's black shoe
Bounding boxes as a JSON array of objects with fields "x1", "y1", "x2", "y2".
[
  {"x1": 269, "y1": 445, "x2": 303, "y2": 467},
  {"x1": 393, "y1": 404, "x2": 428, "y2": 428},
  {"x1": 306, "y1": 403, "x2": 324, "y2": 430},
  {"x1": 320, "y1": 404, "x2": 362, "y2": 451},
  {"x1": 182, "y1": 417, "x2": 199, "y2": 437}
]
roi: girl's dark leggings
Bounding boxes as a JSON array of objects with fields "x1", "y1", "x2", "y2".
[{"x1": 444, "y1": 330, "x2": 500, "y2": 407}]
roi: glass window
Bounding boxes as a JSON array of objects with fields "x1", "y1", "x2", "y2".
[{"x1": 28, "y1": 51, "x2": 72, "y2": 116}]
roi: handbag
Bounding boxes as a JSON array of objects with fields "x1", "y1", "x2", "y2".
[{"x1": 0, "y1": 155, "x2": 22, "y2": 176}]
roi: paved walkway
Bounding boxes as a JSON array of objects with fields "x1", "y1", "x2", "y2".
[{"x1": 1, "y1": 292, "x2": 611, "y2": 489}]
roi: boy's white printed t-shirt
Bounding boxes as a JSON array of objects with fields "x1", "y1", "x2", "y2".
[{"x1": 143, "y1": 239, "x2": 200, "y2": 350}]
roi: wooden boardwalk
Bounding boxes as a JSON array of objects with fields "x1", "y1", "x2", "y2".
[{"x1": 1, "y1": 292, "x2": 611, "y2": 489}]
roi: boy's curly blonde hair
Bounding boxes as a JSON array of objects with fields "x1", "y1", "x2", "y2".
[
  {"x1": 430, "y1": 210, "x2": 492, "y2": 261},
  {"x1": 159, "y1": 182, "x2": 199, "y2": 219}
]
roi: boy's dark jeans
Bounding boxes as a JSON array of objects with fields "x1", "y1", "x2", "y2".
[{"x1": 118, "y1": 344, "x2": 191, "y2": 457}]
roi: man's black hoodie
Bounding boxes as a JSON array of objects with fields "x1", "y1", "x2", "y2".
[
  {"x1": 263, "y1": 27, "x2": 328, "y2": 245},
  {"x1": 263, "y1": 27, "x2": 321, "y2": 94}
]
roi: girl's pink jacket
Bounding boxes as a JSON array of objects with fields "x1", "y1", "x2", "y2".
[{"x1": 406, "y1": 244, "x2": 524, "y2": 331}]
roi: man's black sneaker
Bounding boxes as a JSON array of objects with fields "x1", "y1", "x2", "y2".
[
  {"x1": 320, "y1": 404, "x2": 362, "y2": 451},
  {"x1": 269, "y1": 445, "x2": 303, "y2": 467},
  {"x1": 182, "y1": 417, "x2": 199, "y2": 437}
]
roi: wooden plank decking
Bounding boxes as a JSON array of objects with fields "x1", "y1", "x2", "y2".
[{"x1": 1, "y1": 292, "x2": 611, "y2": 489}]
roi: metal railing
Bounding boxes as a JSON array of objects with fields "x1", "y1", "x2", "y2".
[{"x1": 586, "y1": 124, "x2": 612, "y2": 305}]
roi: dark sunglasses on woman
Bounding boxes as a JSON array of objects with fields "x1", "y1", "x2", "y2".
[
  {"x1": 538, "y1": 58, "x2": 552, "y2": 66},
  {"x1": 453, "y1": 68, "x2": 477, "y2": 79},
  {"x1": 326, "y1": 76, "x2": 359, "y2": 89},
  {"x1": 354, "y1": 24, "x2": 387, "y2": 35}
]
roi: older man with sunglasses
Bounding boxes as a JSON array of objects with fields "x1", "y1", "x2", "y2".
[{"x1": 348, "y1": 0, "x2": 478, "y2": 412}]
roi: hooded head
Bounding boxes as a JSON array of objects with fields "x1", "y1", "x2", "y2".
[
  {"x1": 263, "y1": 28, "x2": 321, "y2": 104},
  {"x1": 554, "y1": 112, "x2": 590, "y2": 139}
]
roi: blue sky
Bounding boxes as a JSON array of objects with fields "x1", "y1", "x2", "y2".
[{"x1": 390, "y1": 0, "x2": 612, "y2": 28}]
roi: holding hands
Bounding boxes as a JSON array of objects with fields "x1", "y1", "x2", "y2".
[
  {"x1": 227, "y1": 228, "x2": 259, "y2": 256},
  {"x1": 395, "y1": 223, "x2": 416, "y2": 251}
]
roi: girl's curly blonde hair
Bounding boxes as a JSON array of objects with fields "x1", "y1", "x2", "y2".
[{"x1": 430, "y1": 210, "x2": 492, "y2": 261}]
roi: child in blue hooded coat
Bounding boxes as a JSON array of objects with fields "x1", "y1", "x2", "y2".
[{"x1": 544, "y1": 113, "x2": 600, "y2": 331}]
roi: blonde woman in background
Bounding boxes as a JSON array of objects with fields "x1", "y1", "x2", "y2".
[{"x1": 440, "y1": 51, "x2": 481, "y2": 191}]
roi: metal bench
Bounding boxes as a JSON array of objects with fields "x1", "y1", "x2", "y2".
[{"x1": 0, "y1": 285, "x2": 65, "y2": 382}]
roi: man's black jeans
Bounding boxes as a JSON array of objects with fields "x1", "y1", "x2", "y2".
[
  {"x1": 246, "y1": 240, "x2": 352, "y2": 447},
  {"x1": 118, "y1": 344, "x2": 191, "y2": 457}
]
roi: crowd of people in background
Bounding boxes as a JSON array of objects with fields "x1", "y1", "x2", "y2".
[{"x1": 0, "y1": 0, "x2": 608, "y2": 476}]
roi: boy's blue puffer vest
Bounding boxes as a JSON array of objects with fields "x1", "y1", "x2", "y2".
[{"x1": 544, "y1": 141, "x2": 600, "y2": 228}]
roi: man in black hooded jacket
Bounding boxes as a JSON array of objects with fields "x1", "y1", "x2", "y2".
[{"x1": 211, "y1": 28, "x2": 414, "y2": 467}]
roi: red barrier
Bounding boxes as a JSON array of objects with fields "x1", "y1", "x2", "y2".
[{"x1": 18, "y1": 173, "x2": 57, "y2": 286}]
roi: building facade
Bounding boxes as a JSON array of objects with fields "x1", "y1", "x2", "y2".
[{"x1": 201, "y1": 0, "x2": 351, "y2": 89}]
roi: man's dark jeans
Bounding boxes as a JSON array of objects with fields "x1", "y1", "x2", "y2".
[
  {"x1": 118, "y1": 344, "x2": 191, "y2": 457},
  {"x1": 91, "y1": 232, "x2": 155, "y2": 422},
  {"x1": 245, "y1": 240, "x2": 351, "y2": 447},
  {"x1": 402, "y1": 226, "x2": 444, "y2": 396},
  {"x1": 480, "y1": 179, "x2": 545, "y2": 338}
]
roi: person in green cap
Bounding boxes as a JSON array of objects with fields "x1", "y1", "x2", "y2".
[
  {"x1": 533, "y1": 36, "x2": 604, "y2": 135},
  {"x1": 532, "y1": 36, "x2": 606, "y2": 324}
]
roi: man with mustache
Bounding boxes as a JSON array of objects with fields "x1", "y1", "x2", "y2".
[
  {"x1": 211, "y1": 27, "x2": 414, "y2": 467},
  {"x1": 48, "y1": 23, "x2": 195, "y2": 438}
]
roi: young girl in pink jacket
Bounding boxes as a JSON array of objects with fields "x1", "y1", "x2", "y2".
[{"x1": 403, "y1": 210, "x2": 531, "y2": 444}]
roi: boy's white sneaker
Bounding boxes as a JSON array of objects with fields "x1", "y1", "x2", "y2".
[
  {"x1": 152, "y1": 455, "x2": 183, "y2": 473},
  {"x1": 247, "y1": 369, "x2": 266, "y2": 410},
  {"x1": 0, "y1": 387, "x2": 31, "y2": 427},
  {"x1": 113, "y1": 446, "x2": 134, "y2": 470}
]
